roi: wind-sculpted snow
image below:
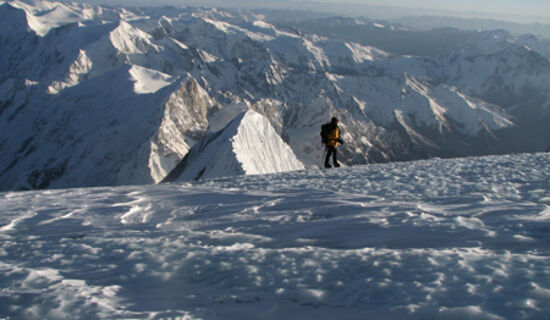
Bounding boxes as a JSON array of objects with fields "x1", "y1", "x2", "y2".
[{"x1": 1, "y1": 153, "x2": 549, "y2": 319}]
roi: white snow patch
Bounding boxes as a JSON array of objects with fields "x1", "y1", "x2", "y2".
[{"x1": 128, "y1": 65, "x2": 173, "y2": 94}]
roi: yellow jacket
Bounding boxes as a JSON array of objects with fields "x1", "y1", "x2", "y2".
[{"x1": 325, "y1": 126, "x2": 340, "y2": 148}]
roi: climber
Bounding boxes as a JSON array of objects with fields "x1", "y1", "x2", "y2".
[{"x1": 320, "y1": 117, "x2": 344, "y2": 168}]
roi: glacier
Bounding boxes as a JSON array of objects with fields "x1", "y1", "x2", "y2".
[{"x1": 0, "y1": 152, "x2": 549, "y2": 319}]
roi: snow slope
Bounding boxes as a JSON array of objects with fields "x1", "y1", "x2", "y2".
[
  {"x1": 164, "y1": 110, "x2": 304, "y2": 181},
  {"x1": 1, "y1": 152, "x2": 549, "y2": 319}
]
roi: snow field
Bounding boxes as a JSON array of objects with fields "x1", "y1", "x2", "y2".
[{"x1": 0, "y1": 153, "x2": 549, "y2": 319}]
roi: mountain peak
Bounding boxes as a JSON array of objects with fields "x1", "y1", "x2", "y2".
[
  {"x1": 109, "y1": 20, "x2": 159, "y2": 55},
  {"x1": 164, "y1": 110, "x2": 304, "y2": 182}
]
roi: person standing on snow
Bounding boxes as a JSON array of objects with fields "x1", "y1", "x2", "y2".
[{"x1": 320, "y1": 117, "x2": 344, "y2": 168}]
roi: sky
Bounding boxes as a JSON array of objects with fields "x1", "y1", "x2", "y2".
[
  {"x1": 72, "y1": 0, "x2": 550, "y2": 24},
  {"x1": 329, "y1": 0, "x2": 550, "y2": 17}
]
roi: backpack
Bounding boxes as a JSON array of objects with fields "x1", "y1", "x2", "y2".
[{"x1": 320, "y1": 123, "x2": 331, "y2": 144}]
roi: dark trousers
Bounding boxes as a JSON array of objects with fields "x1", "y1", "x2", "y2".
[{"x1": 325, "y1": 146, "x2": 338, "y2": 167}]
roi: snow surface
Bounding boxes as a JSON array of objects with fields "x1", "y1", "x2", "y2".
[
  {"x1": 129, "y1": 65, "x2": 173, "y2": 94},
  {"x1": 1, "y1": 152, "x2": 549, "y2": 319}
]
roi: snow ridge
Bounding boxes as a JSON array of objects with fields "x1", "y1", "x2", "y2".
[{"x1": 164, "y1": 110, "x2": 304, "y2": 181}]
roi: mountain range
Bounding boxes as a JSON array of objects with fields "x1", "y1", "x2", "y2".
[{"x1": 1, "y1": 0, "x2": 549, "y2": 190}]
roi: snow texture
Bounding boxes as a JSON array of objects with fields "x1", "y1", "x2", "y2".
[{"x1": 1, "y1": 152, "x2": 549, "y2": 319}]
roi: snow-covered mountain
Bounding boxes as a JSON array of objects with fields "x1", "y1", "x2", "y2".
[
  {"x1": 1, "y1": 0, "x2": 549, "y2": 190},
  {"x1": 164, "y1": 110, "x2": 304, "y2": 181}
]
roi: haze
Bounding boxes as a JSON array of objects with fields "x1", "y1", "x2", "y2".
[{"x1": 72, "y1": 0, "x2": 550, "y2": 24}]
